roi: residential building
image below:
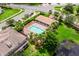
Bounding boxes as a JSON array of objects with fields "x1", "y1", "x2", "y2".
[
  {"x1": 35, "y1": 15, "x2": 56, "y2": 26},
  {"x1": 23, "y1": 15, "x2": 56, "y2": 35},
  {"x1": 0, "y1": 27, "x2": 27, "y2": 56}
]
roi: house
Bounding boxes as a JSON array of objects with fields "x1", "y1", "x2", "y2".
[
  {"x1": 35, "y1": 15, "x2": 56, "y2": 26},
  {"x1": 56, "y1": 40, "x2": 79, "y2": 56},
  {"x1": 0, "y1": 27, "x2": 27, "y2": 56}
]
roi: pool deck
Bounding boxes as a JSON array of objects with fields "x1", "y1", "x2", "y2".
[
  {"x1": 23, "y1": 21, "x2": 48, "y2": 35},
  {"x1": 23, "y1": 15, "x2": 56, "y2": 35}
]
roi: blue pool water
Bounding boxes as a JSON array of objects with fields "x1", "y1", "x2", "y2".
[{"x1": 28, "y1": 25, "x2": 44, "y2": 34}]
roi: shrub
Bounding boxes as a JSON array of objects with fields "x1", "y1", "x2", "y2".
[
  {"x1": 63, "y1": 3, "x2": 74, "y2": 14},
  {"x1": 40, "y1": 12, "x2": 50, "y2": 17},
  {"x1": 14, "y1": 21, "x2": 24, "y2": 32}
]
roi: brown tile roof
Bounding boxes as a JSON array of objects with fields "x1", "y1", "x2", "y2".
[
  {"x1": 35, "y1": 15, "x2": 56, "y2": 25},
  {"x1": 0, "y1": 27, "x2": 27, "y2": 56}
]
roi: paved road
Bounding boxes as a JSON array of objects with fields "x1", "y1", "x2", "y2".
[
  {"x1": 7, "y1": 4, "x2": 53, "y2": 21},
  {"x1": 9, "y1": 4, "x2": 53, "y2": 12}
]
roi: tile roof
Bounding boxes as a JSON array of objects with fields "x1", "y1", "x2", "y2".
[
  {"x1": 35, "y1": 15, "x2": 56, "y2": 25},
  {"x1": 0, "y1": 27, "x2": 27, "y2": 56}
]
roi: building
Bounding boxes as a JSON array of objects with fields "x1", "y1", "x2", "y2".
[
  {"x1": 56, "y1": 40, "x2": 79, "y2": 56},
  {"x1": 23, "y1": 15, "x2": 56, "y2": 35},
  {"x1": 0, "y1": 27, "x2": 27, "y2": 56},
  {"x1": 35, "y1": 15, "x2": 56, "y2": 26}
]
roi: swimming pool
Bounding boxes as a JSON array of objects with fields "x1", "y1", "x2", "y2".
[{"x1": 28, "y1": 25, "x2": 44, "y2": 34}]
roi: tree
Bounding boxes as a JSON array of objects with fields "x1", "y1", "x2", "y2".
[
  {"x1": 14, "y1": 20, "x2": 24, "y2": 32},
  {"x1": 49, "y1": 10, "x2": 52, "y2": 14},
  {"x1": 76, "y1": 5, "x2": 79, "y2": 14},
  {"x1": 23, "y1": 14, "x2": 29, "y2": 19},
  {"x1": 29, "y1": 33, "x2": 45, "y2": 49},
  {"x1": 34, "y1": 34, "x2": 44, "y2": 49},
  {"x1": 63, "y1": 3, "x2": 74, "y2": 14},
  {"x1": 28, "y1": 23, "x2": 59, "y2": 55},
  {"x1": 43, "y1": 30, "x2": 59, "y2": 55},
  {"x1": 29, "y1": 32, "x2": 36, "y2": 44},
  {"x1": 65, "y1": 15, "x2": 75, "y2": 24},
  {"x1": 6, "y1": 19, "x2": 15, "y2": 26},
  {"x1": 48, "y1": 21, "x2": 59, "y2": 32},
  {"x1": 54, "y1": 11, "x2": 60, "y2": 18},
  {"x1": 40, "y1": 11, "x2": 50, "y2": 17}
]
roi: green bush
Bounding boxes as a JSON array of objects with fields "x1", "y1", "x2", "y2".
[
  {"x1": 24, "y1": 16, "x2": 36, "y2": 25},
  {"x1": 54, "y1": 6, "x2": 62, "y2": 11},
  {"x1": 14, "y1": 21, "x2": 24, "y2": 32},
  {"x1": 63, "y1": 3, "x2": 74, "y2": 14},
  {"x1": 40, "y1": 12, "x2": 50, "y2": 17},
  {"x1": 24, "y1": 12, "x2": 40, "y2": 25}
]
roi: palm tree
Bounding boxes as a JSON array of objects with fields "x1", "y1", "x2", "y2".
[
  {"x1": 14, "y1": 20, "x2": 24, "y2": 32},
  {"x1": 63, "y1": 3, "x2": 74, "y2": 14},
  {"x1": 65, "y1": 14, "x2": 75, "y2": 24},
  {"x1": 54, "y1": 11, "x2": 60, "y2": 18},
  {"x1": 48, "y1": 21, "x2": 59, "y2": 32}
]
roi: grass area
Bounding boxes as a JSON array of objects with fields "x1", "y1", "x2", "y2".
[
  {"x1": 54, "y1": 6, "x2": 62, "y2": 11},
  {"x1": 23, "y1": 45, "x2": 48, "y2": 56},
  {"x1": 40, "y1": 12, "x2": 50, "y2": 17},
  {"x1": 0, "y1": 7, "x2": 20, "y2": 21},
  {"x1": 56, "y1": 23, "x2": 79, "y2": 44},
  {"x1": 19, "y1": 44, "x2": 49, "y2": 56}
]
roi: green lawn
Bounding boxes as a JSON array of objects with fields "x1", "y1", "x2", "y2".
[
  {"x1": 15, "y1": 44, "x2": 49, "y2": 56},
  {"x1": 56, "y1": 23, "x2": 79, "y2": 44},
  {"x1": 21, "y1": 44, "x2": 49, "y2": 56},
  {"x1": 54, "y1": 6, "x2": 62, "y2": 11},
  {"x1": 0, "y1": 7, "x2": 20, "y2": 21}
]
